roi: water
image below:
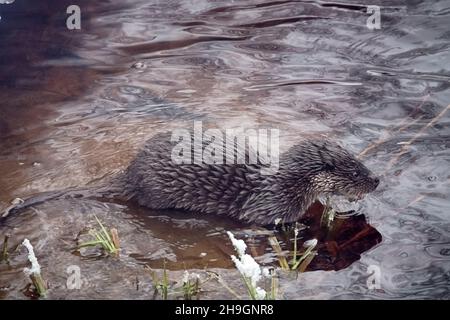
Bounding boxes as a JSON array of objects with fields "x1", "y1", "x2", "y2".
[{"x1": 0, "y1": 0, "x2": 449, "y2": 299}]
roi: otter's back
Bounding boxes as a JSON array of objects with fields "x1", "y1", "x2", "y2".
[{"x1": 124, "y1": 132, "x2": 262, "y2": 218}]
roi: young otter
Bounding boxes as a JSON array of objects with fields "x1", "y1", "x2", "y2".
[
  {"x1": 124, "y1": 132, "x2": 379, "y2": 225},
  {"x1": 2, "y1": 132, "x2": 379, "y2": 225}
]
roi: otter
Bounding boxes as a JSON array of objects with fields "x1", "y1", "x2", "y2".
[
  {"x1": 2, "y1": 131, "x2": 379, "y2": 225},
  {"x1": 123, "y1": 132, "x2": 379, "y2": 225}
]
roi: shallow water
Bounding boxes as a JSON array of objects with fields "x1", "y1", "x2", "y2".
[{"x1": 0, "y1": 0, "x2": 449, "y2": 299}]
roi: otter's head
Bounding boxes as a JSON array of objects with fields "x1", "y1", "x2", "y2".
[{"x1": 306, "y1": 140, "x2": 379, "y2": 201}]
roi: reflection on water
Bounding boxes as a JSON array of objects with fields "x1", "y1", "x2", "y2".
[{"x1": 0, "y1": 0, "x2": 449, "y2": 299}]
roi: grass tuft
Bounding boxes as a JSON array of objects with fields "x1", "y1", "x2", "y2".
[
  {"x1": 268, "y1": 226, "x2": 318, "y2": 272},
  {"x1": 146, "y1": 263, "x2": 208, "y2": 300},
  {"x1": 78, "y1": 215, "x2": 120, "y2": 256}
]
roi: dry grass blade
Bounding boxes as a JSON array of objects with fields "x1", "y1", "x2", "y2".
[
  {"x1": 291, "y1": 244, "x2": 316, "y2": 270},
  {"x1": 207, "y1": 271, "x2": 242, "y2": 300},
  {"x1": 387, "y1": 103, "x2": 450, "y2": 170},
  {"x1": 1, "y1": 234, "x2": 9, "y2": 262},
  {"x1": 358, "y1": 94, "x2": 430, "y2": 158},
  {"x1": 268, "y1": 236, "x2": 289, "y2": 270},
  {"x1": 296, "y1": 252, "x2": 316, "y2": 273}
]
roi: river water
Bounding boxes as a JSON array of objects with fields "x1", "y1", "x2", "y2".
[{"x1": 0, "y1": 0, "x2": 449, "y2": 299}]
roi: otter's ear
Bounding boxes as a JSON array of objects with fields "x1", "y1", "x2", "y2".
[{"x1": 319, "y1": 145, "x2": 335, "y2": 171}]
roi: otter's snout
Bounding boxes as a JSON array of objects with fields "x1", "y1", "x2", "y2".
[
  {"x1": 370, "y1": 174, "x2": 380, "y2": 190},
  {"x1": 374, "y1": 177, "x2": 380, "y2": 187}
]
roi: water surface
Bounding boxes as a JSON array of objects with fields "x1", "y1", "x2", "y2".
[{"x1": 0, "y1": 0, "x2": 449, "y2": 299}]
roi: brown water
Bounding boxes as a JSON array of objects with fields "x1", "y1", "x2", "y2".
[{"x1": 0, "y1": 0, "x2": 449, "y2": 299}]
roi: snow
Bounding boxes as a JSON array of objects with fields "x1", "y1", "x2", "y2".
[
  {"x1": 226, "y1": 231, "x2": 247, "y2": 257},
  {"x1": 303, "y1": 238, "x2": 318, "y2": 248},
  {"x1": 227, "y1": 231, "x2": 268, "y2": 300},
  {"x1": 22, "y1": 239, "x2": 41, "y2": 276}
]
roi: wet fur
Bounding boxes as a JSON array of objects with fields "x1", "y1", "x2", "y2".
[{"x1": 124, "y1": 132, "x2": 379, "y2": 225}]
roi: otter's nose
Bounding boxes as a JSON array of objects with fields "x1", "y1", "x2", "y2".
[{"x1": 373, "y1": 177, "x2": 380, "y2": 187}]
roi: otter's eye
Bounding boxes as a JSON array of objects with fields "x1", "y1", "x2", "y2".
[
  {"x1": 353, "y1": 171, "x2": 360, "y2": 177},
  {"x1": 323, "y1": 163, "x2": 335, "y2": 171}
]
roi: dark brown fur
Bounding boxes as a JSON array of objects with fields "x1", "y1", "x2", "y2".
[{"x1": 124, "y1": 132, "x2": 379, "y2": 225}]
